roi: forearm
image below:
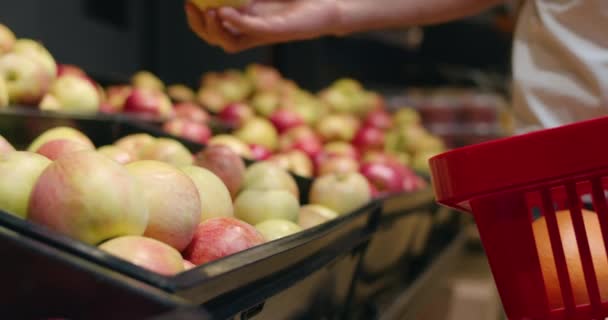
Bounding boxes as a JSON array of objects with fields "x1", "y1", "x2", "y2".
[{"x1": 334, "y1": 0, "x2": 505, "y2": 35}]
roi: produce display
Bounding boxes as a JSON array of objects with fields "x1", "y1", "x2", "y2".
[{"x1": 0, "y1": 127, "x2": 353, "y2": 275}]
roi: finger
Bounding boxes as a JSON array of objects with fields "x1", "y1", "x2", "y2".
[
  {"x1": 185, "y1": 3, "x2": 212, "y2": 42},
  {"x1": 207, "y1": 10, "x2": 246, "y2": 53},
  {"x1": 218, "y1": 7, "x2": 274, "y2": 34}
]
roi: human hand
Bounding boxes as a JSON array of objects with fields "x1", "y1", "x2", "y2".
[{"x1": 185, "y1": 0, "x2": 342, "y2": 53}]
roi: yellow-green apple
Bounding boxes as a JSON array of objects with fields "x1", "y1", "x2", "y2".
[
  {"x1": 28, "y1": 151, "x2": 149, "y2": 244},
  {"x1": 28, "y1": 126, "x2": 95, "y2": 152},
  {"x1": 12, "y1": 39, "x2": 57, "y2": 80},
  {"x1": 0, "y1": 24, "x2": 16, "y2": 54},
  {"x1": 0, "y1": 152, "x2": 51, "y2": 218},
  {"x1": 215, "y1": 70, "x2": 253, "y2": 102},
  {"x1": 126, "y1": 161, "x2": 200, "y2": 251},
  {"x1": 194, "y1": 145, "x2": 246, "y2": 198},
  {"x1": 183, "y1": 217, "x2": 265, "y2": 265},
  {"x1": 235, "y1": 189, "x2": 299, "y2": 225},
  {"x1": 267, "y1": 150, "x2": 313, "y2": 178},
  {"x1": 310, "y1": 172, "x2": 371, "y2": 215},
  {"x1": 290, "y1": 92, "x2": 326, "y2": 126},
  {"x1": 316, "y1": 114, "x2": 360, "y2": 142},
  {"x1": 298, "y1": 205, "x2": 339, "y2": 229},
  {"x1": 318, "y1": 155, "x2": 360, "y2": 176},
  {"x1": 411, "y1": 151, "x2": 436, "y2": 174},
  {"x1": 163, "y1": 118, "x2": 212, "y2": 145},
  {"x1": 0, "y1": 135, "x2": 15, "y2": 154},
  {"x1": 114, "y1": 133, "x2": 156, "y2": 157},
  {"x1": 38, "y1": 94, "x2": 61, "y2": 111},
  {"x1": 99, "y1": 236, "x2": 184, "y2": 276},
  {"x1": 251, "y1": 91, "x2": 280, "y2": 117},
  {"x1": 56, "y1": 64, "x2": 87, "y2": 78},
  {"x1": 139, "y1": 138, "x2": 193, "y2": 167},
  {"x1": 105, "y1": 85, "x2": 132, "y2": 112},
  {"x1": 0, "y1": 53, "x2": 52, "y2": 105},
  {"x1": 208, "y1": 134, "x2": 253, "y2": 159},
  {"x1": 131, "y1": 71, "x2": 165, "y2": 92},
  {"x1": 249, "y1": 144, "x2": 273, "y2": 161},
  {"x1": 173, "y1": 102, "x2": 209, "y2": 124},
  {"x1": 36, "y1": 139, "x2": 95, "y2": 161},
  {"x1": 124, "y1": 88, "x2": 173, "y2": 119},
  {"x1": 352, "y1": 126, "x2": 385, "y2": 152},
  {"x1": 197, "y1": 87, "x2": 226, "y2": 113},
  {"x1": 242, "y1": 162, "x2": 299, "y2": 199},
  {"x1": 180, "y1": 165, "x2": 234, "y2": 222},
  {"x1": 218, "y1": 102, "x2": 254, "y2": 128},
  {"x1": 364, "y1": 109, "x2": 393, "y2": 130},
  {"x1": 323, "y1": 141, "x2": 359, "y2": 159},
  {"x1": 269, "y1": 108, "x2": 304, "y2": 134},
  {"x1": 184, "y1": 260, "x2": 196, "y2": 270},
  {"x1": 393, "y1": 107, "x2": 421, "y2": 127},
  {"x1": 255, "y1": 219, "x2": 302, "y2": 241},
  {"x1": 48, "y1": 75, "x2": 101, "y2": 113},
  {"x1": 0, "y1": 77, "x2": 8, "y2": 108},
  {"x1": 168, "y1": 84, "x2": 195, "y2": 103},
  {"x1": 246, "y1": 64, "x2": 282, "y2": 92},
  {"x1": 235, "y1": 117, "x2": 278, "y2": 151},
  {"x1": 97, "y1": 145, "x2": 137, "y2": 165}
]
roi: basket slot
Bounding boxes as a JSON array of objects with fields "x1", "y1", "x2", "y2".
[
  {"x1": 566, "y1": 183, "x2": 604, "y2": 317},
  {"x1": 540, "y1": 188, "x2": 577, "y2": 315},
  {"x1": 591, "y1": 178, "x2": 608, "y2": 268}
]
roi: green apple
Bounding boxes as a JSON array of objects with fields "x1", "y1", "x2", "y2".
[
  {"x1": 0, "y1": 151, "x2": 51, "y2": 218},
  {"x1": 180, "y1": 165, "x2": 234, "y2": 222},
  {"x1": 0, "y1": 53, "x2": 51, "y2": 105},
  {"x1": 235, "y1": 117, "x2": 278, "y2": 151},
  {"x1": 49, "y1": 75, "x2": 100, "y2": 113},
  {"x1": 13, "y1": 39, "x2": 57, "y2": 80},
  {"x1": 310, "y1": 172, "x2": 371, "y2": 215},
  {"x1": 243, "y1": 162, "x2": 299, "y2": 199},
  {"x1": 251, "y1": 91, "x2": 280, "y2": 117},
  {"x1": 298, "y1": 205, "x2": 339, "y2": 229},
  {"x1": 255, "y1": 219, "x2": 302, "y2": 241},
  {"x1": 235, "y1": 189, "x2": 299, "y2": 225}
]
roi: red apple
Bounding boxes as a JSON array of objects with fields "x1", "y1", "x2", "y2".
[
  {"x1": 28, "y1": 127, "x2": 95, "y2": 153},
  {"x1": 123, "y1": 88, "x2": 173, "y2": 119},
  {"x1": 99, "y1": 236, "x2": 184, "y2": 276},
  {"x1": 360, "y1": 162, "x2": 404, "y2": 195},
  {"x1": 352, "y1": 126, "x2": 385, "y2": 152},
  {"x1": 105, "y1": 85, "x2": 132, "y2": 112},
  {"x1": 163, "y1": 118, "x2": 212, "y2": 145},
  {"x1": 269, "y1": 108, "x2": 304, "y2": 134},
  {"x1": 217, "y1": 102, "x2": 254, "y2": 128},
  {"x1": 208, "y1": 135, "x2": 253, "y2": 159},
  {"x1": 364, "y1": 109, "x2": 393, "y2": 130},
  {"x1": 291, "y1": 138, "x2": 323, "y2": 159},
  {"x1": 249, "y1": 144, "x2": 273, "y2": 161},
  {"x1": 36, "y1": 139, "x2": 95, "y2": 161},
  {"x1": 173, "y1": 102, "x2": 209, "y2": 124},
  {"x1": 279, "y1": 126, "x2": 322, "y2": 157},
  {"x1": 195, "y1": 145, "x2": 246, "y2": 199},
  {"x1": 183, "y1": 217, "x2": 265, "y2": 265}
]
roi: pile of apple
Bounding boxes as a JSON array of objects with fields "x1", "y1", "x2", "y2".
[{"x1": 0, "y1": 124, "x2": 375, "y2": 275}]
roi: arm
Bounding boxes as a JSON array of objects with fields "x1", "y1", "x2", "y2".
[{"x1": 185, "y1": 0, "x2": 504, "y2": 52}]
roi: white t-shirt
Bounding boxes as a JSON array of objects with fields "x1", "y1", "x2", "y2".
[{"x1": 512, "y1": 0, "x2": 608, "y2": 133}]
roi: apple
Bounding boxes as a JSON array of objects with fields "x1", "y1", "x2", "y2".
[
  {"x1": 184, "y1": 260, "x2": 196, "y2": 270},
  {"x1": 124, "y1": 88, "x2": 173, "y2": 119},
  {"x1": 194, "y1": 145, "x2": 246, "y2": 199},
  {"x1": 139, "y1": 138, "x2": 193, "y2": 167},
  {"x1": 269, "y1": 108, "x2": 305, "y2": 134},
  {"x1": 364, "y1": 109, "x2": 393, "y2": 130},
  {"x1": 114, "y1": 133, "x2": 156, "y2": 157},
  {"x1": 316, "y1": 114, "x2": 360, "y2": 142},
  {"x1": 0, "y1": 135, "x2": 15, "y2": 155},
  {"x1": 28, "y1": 151, "x2": 149, "y2": 244},
  {"x1": 249, "y1": 144, "x2": 273, "y2": 161},
  {"x1": 290, "y1": 91, "x2": 326, "y2": 126},
  {"x1": 183, "y1": 217, "x2": 265, "y2": 265},
  {"x1": 28, "y1": 126, "x2": 95, "y2": 153},
  {"x1": 173, "y1": 102, "x2": 209, "y2": 124},
  {"x1": 126, "y1": 161, "x2": 201, "y2": 251},
  {"x1": 360, "y1": 162, "x2": 404, "y2": 195},
  {"x1": 36, "y1": 139, "x2": 95, "y2": 161},
  {"x1": 97, "y1": 146, "x2": 137, "y2": 165},
  {"x1": 0, "y1": 77, "x2": 8, "y2": 108},
  {"x1": 279, "y1": 126, "x2": 321, "y2": 151},
  {"x1": 214, "y1": 70, "x2": 253, "y2": 102},
  {"x1": 180, "y1": 166, "x2": 234, "y2": 222},
  {"x1": 235, "y1": 117, "x2": 279, "y2": 151},
  {"x1": 317, "y1": 155, "x2": 360, "y2": 176},
  {"x1": 309, "y1": 172, "x2": 371, "y2": 215},
  {"x1": 352, "y1": 126, "x2": 385, "y2": 152},
  {"x1": 323, "y1": 141, "x2": 359, "y2": 159},
  {"x1": 13, "y1": 39, "x2": 57, "y2": 80},
  {"x1": 235, "y1": 189, "x2": 299, "y2": 225},
  {"x1": 208, "y1": 134, "x2": 253, "y2": 159},
  {"x1": 163, "y1": 118, "x2": 212, "y2": 145},
  {"x1": 267, "y1": 150, "x2": 313, "y2": 178},
  {"x1": 255, "y1": 219, "x2": 302, "y2": 241},
  {"x1": 0, "y1": 24, "x2": 16, "y2": 54},
  {"x1": 411, "y1": 151, "x2": 436, "y2": 174},
  {"x1": 167, "y1": 84, "x2": 195, "y2": 103},
  {"x1": 0, "y1": 152, "x2": 51, "y2": 218},
  {"x1": 242, "y1": 162, "x2": 299, "y2": 199},
  {"x1": 298, "y1": 205, "x2": 339, "y2": 229},
  {"x1": 56, "y1": 64, "x2": 87, "y2": 78},
  {"x1": 251, "y1": 91, "x2": 280, "y2": 117},
  {"x1": 218, "y1": 102, "x2": 254, "y2": 128},
  {"x1": 131, "y1": 71, "x2": 165, "y2": 92},
  {"x1": 105, "y1": 85, "x2": 132, "y2": 112},
  {"x1": 99, "y1": 236, "x2": 184, "y2": 276},
  {"x1": 246, "y1": 64, "x2": 282, "y2": 92},
  {"x1": 197, "y1": 87, "x2": 227, "y2": 113},
  {"x1": 48, "y1": 75, "x2": 100, "y2": 113},
  {"x1": 0, "y1": 53, "x2": 52, "y2": 105},
  {"x1": 393, "y1": 107, "x2": 422, "y2": 127},
  {"x1": 38, "y1": 94, "x2": 61, "y2": 111}
]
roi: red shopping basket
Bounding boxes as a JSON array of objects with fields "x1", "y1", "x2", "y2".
[{"x1": 430, "y1": 116, "x2": 608, "y2": 320}]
